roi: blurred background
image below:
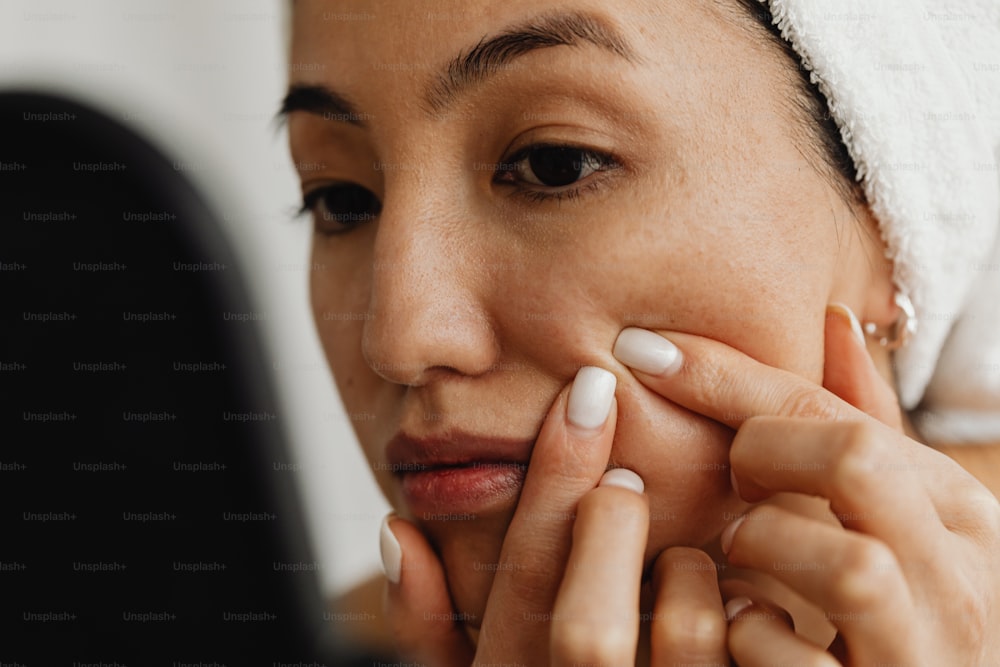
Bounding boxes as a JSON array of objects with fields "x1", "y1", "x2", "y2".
[{"x1": 0, "y1": 0, "x2": 389, "y2": 599}]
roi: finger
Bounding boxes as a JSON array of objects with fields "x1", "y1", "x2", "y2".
[
  {"x1": 551, "y1": 469, "x2": 648, "y2": 667},
  {"x1": 824, "y1": 303, "x2": 903, "y2": 429},
  {"x1": 649, "y1": 547, "x2": 728, "y2": 667},
  {"x1": 721, "y1": 504, "x2": 918, "y2": 665},
  {"x1": 718, "y1": 577, "x2": 795, "y2": 630},
  {"x1": 613, "y1": 325, "x2": 984, "y2": 531},
  {"x1": 726, "y1": 595, "x2": 839, "y2": 667},
  {"x1": 381, "y1": 515, "x2": 475, "y2": 666},
  {"x1": 729, "y1": 416, "x2": 948, "y2": 548},
  {"x1": 611, "y1": 327, "x2": 856, "y2": 431},
  {"x1": 611, "y1": 326, "x2": 957, "y2": 520},
  {"x1": 477, "y1": 366, "x2": 618, "y2": 657}
]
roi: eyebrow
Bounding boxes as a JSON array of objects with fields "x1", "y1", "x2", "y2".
[
  {"x1": 427, "y1": 10, "x2": 640, "y2": 111},
  {"x1": 278, "y1": 10, "x2": 640, "y2": 124},
  {"x1": 278, "y1": 84, "x2": 368, "y2": 127}
]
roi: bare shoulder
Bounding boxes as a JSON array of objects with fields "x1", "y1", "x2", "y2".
[{"x1": 328, "y1": 573, "x2": 396, "y2": 656}]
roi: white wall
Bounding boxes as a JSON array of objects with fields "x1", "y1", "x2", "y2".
[{"x1": 0, "y1": 0, "x2": 389, "y2": 597}]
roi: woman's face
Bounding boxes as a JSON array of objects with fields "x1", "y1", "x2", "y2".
[{"x1": 288, "y1": 0, "x2": 886, "y2": 627}]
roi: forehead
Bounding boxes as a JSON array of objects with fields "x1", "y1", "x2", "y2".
[
  {"x1": 288, "y1": 1, "x2": 740, "y2": 102},
  {"x1": 284, "y1": 0, "x2": 791, "y2": 178}
]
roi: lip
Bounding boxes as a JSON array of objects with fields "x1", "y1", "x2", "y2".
[{"x1": 385, "y1": 432, "x2": 533, "y2": 517}]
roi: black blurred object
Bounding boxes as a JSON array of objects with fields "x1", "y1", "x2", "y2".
[{"x1": 0, "y1": 91, "x2": 377, "y2": 665}]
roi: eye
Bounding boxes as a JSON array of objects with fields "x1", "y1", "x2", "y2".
[
  {"x1": 299, "y1": 183, "x2": 381, "y2": 235},
  {"x1": 494, "y1": 144, "x2": 621, "y2": 200}
]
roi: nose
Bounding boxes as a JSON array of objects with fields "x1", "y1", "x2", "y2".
[{"x1": 361, "y1": 181, "x2": 498, "y2": 387}]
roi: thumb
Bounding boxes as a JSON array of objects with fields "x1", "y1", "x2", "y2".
[
  {"x1": 380, "y1": 514, "x2": 475, "y2": 666},
  {"x1": 823, "y1": 303, "x2": 903, "y2": 430}
]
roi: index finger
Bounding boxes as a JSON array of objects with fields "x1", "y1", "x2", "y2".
[
  {"x1": 611, "y1": 327, "x2": 857, "y2": 429},
  {"x1": 476, "y1": 365, "x2": 619, "y2": 658}
]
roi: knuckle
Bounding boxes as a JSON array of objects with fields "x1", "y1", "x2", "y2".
[
  {"x1": 661, "y1": 545, "x2": 715, "y2": 569},
  {"x1": 961, "y1": 489, "x2": 1000, "y2": 542},
  {"x1": 829, "y1": 421, "x2": 881, "y2": 495},
  {"x1": 551, "y1": 620, "x2": 634, "y2": 666},
  {"x1": 945, "y1": 578, "x2": 989, "y2": 648},
  {"x1": 731, "y1": 415, "x2": 777, "y2": 461},
  {"x1": 830, "y1": 539, "x2": 898, "y2": 610},
  {"x1": 655, "y1": 606, "x2": 726, "y2": 659},
  {"x1": 963, "y1": 594, "x2": 989, "y2": 649},
  {"x1": 577, "y1": 486, "x2": 649, "y2": 530},
  {"x1": 802, "y1": 655, "x2": 843, "y2": 667},
  {"x1": 532, "y1": 428, "x2": 604, "y2": 492},
  {"x1": 777, "y1": 385, "x2": 840, "y2": 420},
  {"x1": 500, "y1": 552, "x2": 561, "y2": 602},
  {"x1": 687, "y1": 359, "x2": 727, "y2": 406},
  {"x1": 653, "y1": 547, "x2": 716, "y2": 588}
]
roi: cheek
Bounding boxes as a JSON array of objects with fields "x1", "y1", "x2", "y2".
[
  {"x1": 494, "y1": 206, "x2": 829, "y2": 387},
  {"x1": 308, "y1": 235, "x2": 378, "y2": 389},
  {"x1": 484, "y1": 192, "x2": 833, "y2": 545},
  {"x1": 611, "y1": 373, "x2": 745, "y2": 552},
  {"x1": 309, "y1": 245, "x2": 391, "y2": 478}
]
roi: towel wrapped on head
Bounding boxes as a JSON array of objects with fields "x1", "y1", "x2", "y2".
[{"x1": 760, "y1": 0, "x2": 1000, "y2": 443}]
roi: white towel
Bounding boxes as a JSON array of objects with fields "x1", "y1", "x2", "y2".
[{"x1": 761, "y1": 0, "x2": 1000, "y2": 444}]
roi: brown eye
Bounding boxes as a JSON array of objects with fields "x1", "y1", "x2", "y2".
[
  {"x1": 300, "y1": 184, "x2": 381, "y2": 235},
  {"x1": 501, "y1": 146, "x2": 606, "y2": 187},
  {"x1": 497, "y1": 145, "x2": 618, "y2": 193}
]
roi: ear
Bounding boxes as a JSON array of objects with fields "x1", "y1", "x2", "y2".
[
  {"x1": 844, "y1": 203, "x2": 901, "y2": 335},
  {"x1": 823, "y1": 304, "x2": 903, "y2": 430}
]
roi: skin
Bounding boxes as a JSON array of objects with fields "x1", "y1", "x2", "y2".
[{"x1": 286, "y1": 0, "x2": 1000, "y2": 664}]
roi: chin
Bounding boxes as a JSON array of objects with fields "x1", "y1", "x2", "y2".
[{"x1": 413, "y1": 508, "x2": 518, "y2": 629}]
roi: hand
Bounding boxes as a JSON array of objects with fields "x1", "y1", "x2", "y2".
[
  {"x1": 611, "y1": 306, "x2": 1000, "y2": 665},
  {"x1": 379, "y1": 365, "x2": 732, "y2": 666}
]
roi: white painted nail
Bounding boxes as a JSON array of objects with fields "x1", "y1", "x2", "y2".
[
  {"x1": 599, "y1": 468, "x2": 645, "y2": 494},
  {"x1": 725, "y1": 596, "x2": 754, "y2": 621},
  {"x1": 566, "y1": 366, "x2": 617, "y2": 431},
  {"x1": 720, "y1": 514, "x2": 746, "y2": 555},
  {"x1": 380, "y1": 514, "x2": 401, "y2": 585},
  {"x1": 613, "y1": 328, "x2": 682, "y2": 375},
  {"x1": 828, "y1": 303, "x2": 866, "y2": 346}
]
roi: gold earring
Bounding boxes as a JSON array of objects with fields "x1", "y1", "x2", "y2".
[{"x1": 863, "y1": 292, "x2": 917, "y2": 350}]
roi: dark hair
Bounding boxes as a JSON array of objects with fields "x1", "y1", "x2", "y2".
[{"x1": 726, "y1": 0, "x2": 866, "y2": 209}]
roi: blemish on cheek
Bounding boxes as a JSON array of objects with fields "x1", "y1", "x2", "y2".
[{"x1": 621, "y1": 311, "x2": 681, "y2": 329}]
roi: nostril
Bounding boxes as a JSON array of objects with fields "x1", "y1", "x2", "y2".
[{"x1": 360, "y1": 302, "x2": 499, "y2": 386}]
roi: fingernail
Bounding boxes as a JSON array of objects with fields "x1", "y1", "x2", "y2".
[
  {"x1": 613, "y1": 328, "x2": 682, "y2": 376},
  {"x1": 566, "y1": 366, "x2": 617, "y2": 431},
  {"x1": 599, "y1": 468, "x2": 645, "y2": 494},
  {"x1": 730, "y1": 467, "x2": 741, "y2": 497},
  {"x1": 720, "y1": 514, "x2": 746, "y2": 555},
  {"x1": 827, "y1": 303, "x2": 865, "y2": 346},
  {"x1": 380, "y1": 514, "x2": 402, "y2": 585},
  {"x1": 724, "y1": 596, "x2": 753, "y2": 621}
]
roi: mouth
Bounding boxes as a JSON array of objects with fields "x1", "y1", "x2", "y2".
[{"x1": 385, "y1": 432, "x2": 533, "y2": 517}]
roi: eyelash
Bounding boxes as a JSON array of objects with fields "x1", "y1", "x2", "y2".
[
  {"x1": 296, "y1": 143, "x2": 623, "y2": 233},
  {"x1": 296, "y1": 185, "x2": 381, "y2": 237},
  {"x1": 494, "y1": 143, "x2": 622, "y2": 203}
]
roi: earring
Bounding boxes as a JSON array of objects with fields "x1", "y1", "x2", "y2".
[{"x1": 863, "y1": 292, "x2": 917, "y2": 350}]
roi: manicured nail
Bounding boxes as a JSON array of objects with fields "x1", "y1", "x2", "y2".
[
  {"x1": 613, "y1": 328, "x2": 682, "y2": 376},
  {"x1": 827, "y1": 303, "x2": 865, "y2": 346},
  {"x1": 566, "y1": 366, "x2": 617, "y2": 431},
  {"x1": 725, "y1": 596, "x2": 754, "y2": 621},
  {"x1": 720, "y1": 514, "x2": 746, "y2": 555},
  {"x1": 380, "y1": 514, "x2": 402, "y2": 584},
  {"x1": 599, "y1": 468, "x2": 645, "y2": 494}
]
